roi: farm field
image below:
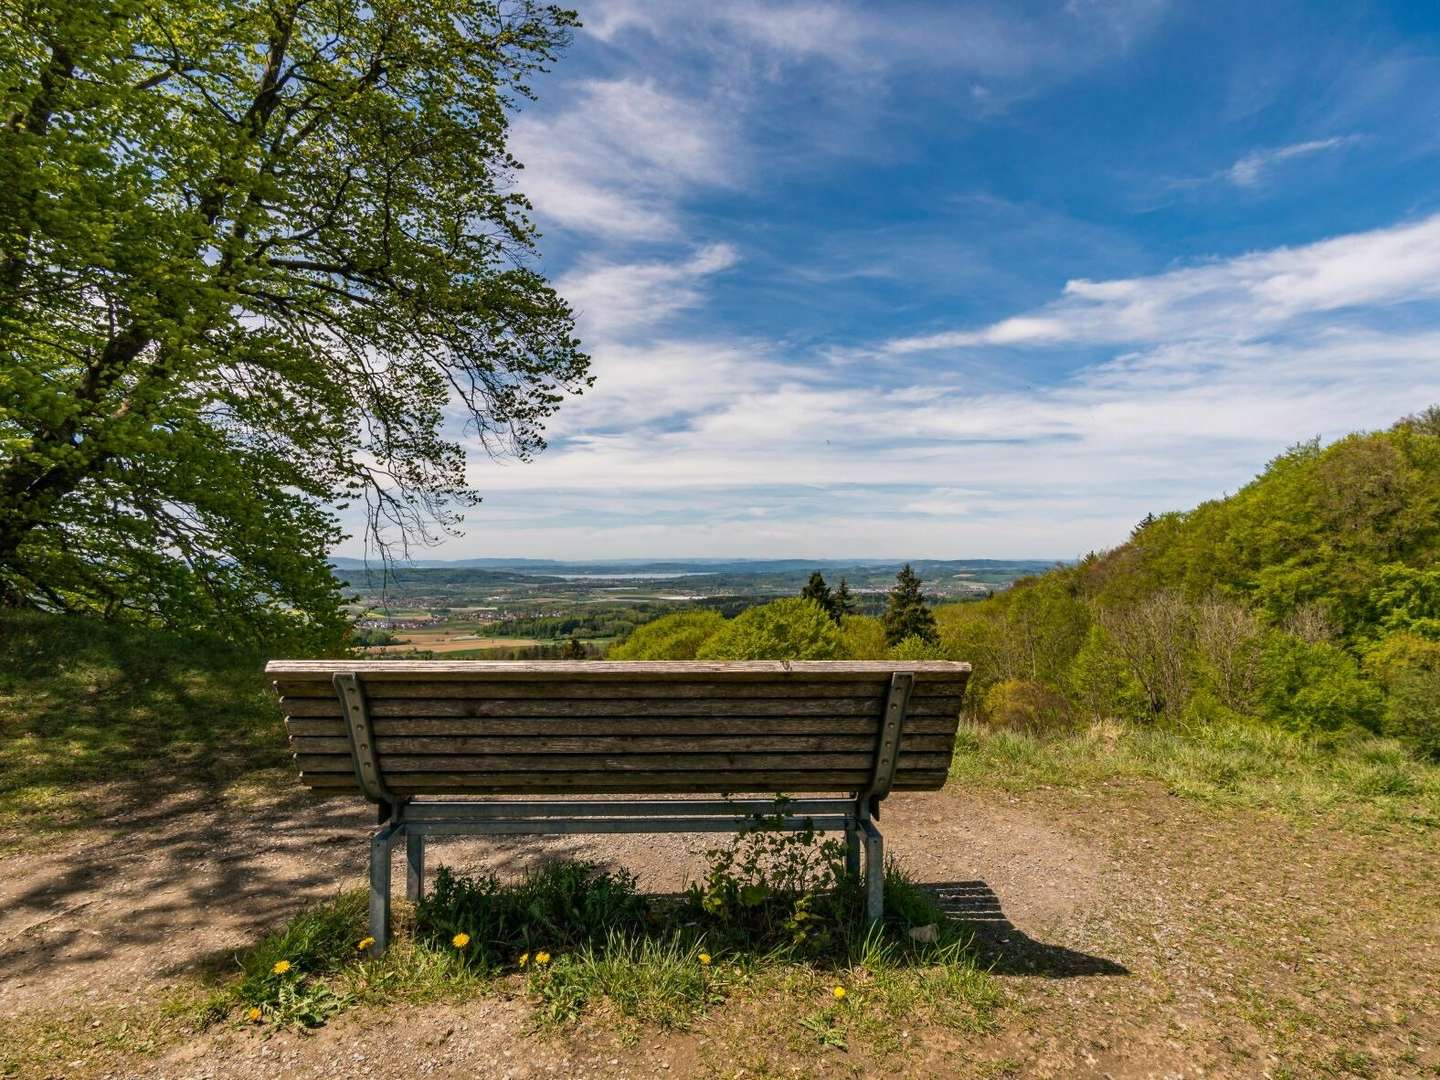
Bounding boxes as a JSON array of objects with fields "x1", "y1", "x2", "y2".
[{"x1": 362, "y1": 629, "x2": 545, "y2": 654}]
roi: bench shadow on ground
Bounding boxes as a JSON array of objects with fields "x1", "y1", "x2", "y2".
[{"x1": 926, "y1": 879, "x2": 1127, "y2": 977}]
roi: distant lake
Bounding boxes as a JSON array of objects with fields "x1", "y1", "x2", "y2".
[{"x1": 554, "y1": 572, "x2": 710, "y2": 580}]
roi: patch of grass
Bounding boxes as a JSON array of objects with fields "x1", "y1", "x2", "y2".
[
  {"x1": 0, "y1": 983, "x2": 227, "y2": 1079},
  {"x1": 185, "y1": 827, "x2": 999, "y2": 1059},
  {"x1": 528, "y1": 932, "x2": 724, "y2": 1030},
  {"x1": 949, "y1": 718, "x2": 1440, "y2": 829},
  {"x1": 417, "y1": 860, "x2": 649, "y2": 970},
  {"x1": 0, "y1": 612, "x2": 288, "y2": 844},
  {"x1": 207, "y1": 890, "x2": 488, "y2": 1032}
]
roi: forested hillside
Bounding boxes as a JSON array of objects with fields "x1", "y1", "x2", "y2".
[
  {"x1": 945, "y1": 407, "x2": 1440, "y2": 759},
  {"x1": 614, "y1": 410, "x2": 1440, "y2": 762}
]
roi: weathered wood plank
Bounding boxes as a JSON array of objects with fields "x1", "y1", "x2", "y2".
[
  {"x1": 299, "y1": 770, "x2": 951, "y2": 794},
  {"x1": 271, "y1": 678, "x2": 945, "y2": 700},
  {"x1": 277, "y1": 695, "x2": 964, "y2": 720},
  {"x1": 267, "y1": 659, "x2": 971, "y2": 680},
  {"x1": 275, "y1": 683, "x2": 967, "y2": 704},
  {"x1": 272, "y1": 677, "x2": 969, "y2": 701},
  {"x1": 293, "y1": 751, "x2": 953, "y2": 774},
  {"x1": 294, "y1": 752, "x2": 953, "y2": 774},
  {"x1": 278, "y1": 696, "x2": 888, "y2": 719},
  {"x1": 283, "y1": 715, "x2": 960, "y2": 738},
  {"x1": 287, "y1": 733, "x2": 959, "y2": 756}
]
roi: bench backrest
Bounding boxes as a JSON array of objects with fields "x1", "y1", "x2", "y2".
[{"x1": 267, "y1": 660, "x2": 971, "y2": 799}]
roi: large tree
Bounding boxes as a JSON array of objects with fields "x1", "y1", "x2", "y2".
[{"x1": 0, "y1": 0, "x2": 590, "y2": 647}]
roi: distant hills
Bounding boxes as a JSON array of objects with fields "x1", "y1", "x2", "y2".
[{"x1": 326, "y1": 556, "x2": 1059, "y2": 579}]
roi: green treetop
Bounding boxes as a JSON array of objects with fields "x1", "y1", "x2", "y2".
[
  {"x1": 0, "y1": 0, "x2": 589, "y2": 648},
  {"x1": 800, "y1": 570, "x2": 837, "y2": 621},
  {"x1": 882, "y1": 564, "x2": 938, "y2": 646}
]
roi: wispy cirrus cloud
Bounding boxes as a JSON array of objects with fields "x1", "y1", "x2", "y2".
[
  {"x1": 885, "y1": 211, "x2": 1440, "y2": 354},
  {"x1": 1224, "y1": 135, "x2": 1362, "y2": 186},
  {"x1": 508, "y1": 78, "x2": 738, "y2": 240}
]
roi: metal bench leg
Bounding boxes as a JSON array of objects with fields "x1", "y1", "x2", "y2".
[
  {"x1": 406, "y1": 831, "x2": 425, "y2": 902},
  {"x1": 861, "y1": 817, "x2": 884, "y2": 923},
  {"x1": 370, "y1": 822, "x2": 401, "y2": 955},
  {"x1": 845, "y1": 823, "x2": 861, "y2": 882}
]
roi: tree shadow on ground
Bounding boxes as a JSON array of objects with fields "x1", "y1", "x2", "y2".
[{"x1": 927, "y1": 879, "x2": 1128, "y2": 977}]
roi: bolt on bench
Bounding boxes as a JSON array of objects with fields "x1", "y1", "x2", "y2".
[{"x1": 267, "y1": 660, "x2": 972, "y2": 953}]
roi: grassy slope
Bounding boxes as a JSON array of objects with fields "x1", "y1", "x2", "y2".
[
  {"x1": 950, "y1": 720, "x2": 1440, "y2": 831},
  {"x1": 0, "y1": 611, "x2": 286, "y2": 843}
]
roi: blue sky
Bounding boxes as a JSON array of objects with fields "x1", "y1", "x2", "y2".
[{"x1": 359, "y1": 0, "x2": 1440, "y2": 561}]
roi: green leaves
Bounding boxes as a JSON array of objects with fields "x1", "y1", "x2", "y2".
[
  {"x1": 695, "y1": 598, "x2": 845, "y2": 661},
  {"x1": 0, "y1": 0, "x2": 589, "y2": 646}
]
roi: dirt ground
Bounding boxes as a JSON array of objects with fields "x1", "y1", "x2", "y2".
[{"x1": 2, "y1": 779, "x2": 1436, "y2": 1079}]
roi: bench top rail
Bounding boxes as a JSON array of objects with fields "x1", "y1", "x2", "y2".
[{"x1": 268, "y1": 660, "x2": 971, "y2": 798}]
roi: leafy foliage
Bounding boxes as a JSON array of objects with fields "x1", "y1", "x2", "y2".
[
  {"x1": 686, "y1": 817, "x2": 853, "y2": 957},
  {"x1": 695, "y1": 598, "x2": 844, "y2": 660},
  {"x1": 0, "y1": 0, "x2": 589, "y2": 647},
  {"x1": 417, "y1": 861, "x2": 648, "y2": 972},
  {"x1": 605, "y1": 610, "x2": 727, "y2": 660}
]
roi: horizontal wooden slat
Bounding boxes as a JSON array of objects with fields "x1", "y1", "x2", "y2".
[
  {"x1": 284, "y1": 715, "x2": 959, "y2": 738},
  {"x1": 279, "y1": 679, "x2": 892, "y2": 705},
  {"x1": 273, "y1": 678, "x2": 969, "y2": 702},
  {"x1": 267, "y1": 660, "x2": 971, "y2": 680},
  {"x1": 294, "y1": 752, "x2": 953, "y2": 774},
  {"x1": 298, "y1": 769, "x2": 950, "y2": 793},
  {"x1": 288, "y1": 733, "x2": 959, "y2": 756},
  {"x1": 277, "y1": 696, "x2": 890, "y2": 719},
  {"x1": 271, "y1": 678, "x2": 966, "y2": 701}
]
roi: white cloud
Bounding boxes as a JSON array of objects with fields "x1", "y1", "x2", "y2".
[
  {"x1": 557, "y1": 244, "x2": 739, "y2": 339},
  {"x1": 582, "y1": 0, "x2": 1169, "y2": 78},
  {"x1": 1225, "y1": 135, "x2": 1360, "y2": 186},
  {"x1": 887, "y1": 211, "x2": 1440, "y2": 353},
  {"x1": 510, "y1": 78, "x2": 735, "y2": 239}
]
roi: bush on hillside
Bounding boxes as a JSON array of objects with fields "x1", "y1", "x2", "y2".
[
  {"x1": 1382, "y1": 669, "x2": 1440, "y2": 761},
  {"x1": 1067, "y1": 625, "x2": 1149, "y2": 723},
  {"x1": 981, "y1": 679, "x2": 1074, "y2": 735},
  {"x1": 695, "y1": 599, "x2": 843, "y2": 661},
  {"x1": 888, "y1": 635, "x2": 948, "y2": 661},
  {"x1": 606, "y1": 610, "x2": 726, "y2": 660},
  {"x1": 1256, "y1": 635, "x2": 1384, "y2": 738},
  {"x1": 1362, "y1": 631, "x2": 1440, "y2": 686},
  {"x1": 837, "y1": 614, "x2": 888, "y2": 660}
]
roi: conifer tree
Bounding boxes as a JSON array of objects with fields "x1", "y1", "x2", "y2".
[
  {"x1": 800, "y1": 571, "x2": 837, "y2": 620},
  {"x1": 833, "y1": 578, "x2": 856, "y2": 620},
  {"x1": 882, "y1": 564, "x2": 938, "y2": 646}
]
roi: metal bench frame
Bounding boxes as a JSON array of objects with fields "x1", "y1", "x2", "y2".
[{"x1": 339, "y1": 672, "x2": 916, "y2": 954}]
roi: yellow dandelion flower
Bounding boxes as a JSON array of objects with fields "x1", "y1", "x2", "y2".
[
  {"x1": 271, "y1": 960, "x2": 291, "y2": 976},
  {"x1": 535, "y1": 951, "x2": 551, "y2": 966},
  {"x1": 357, "y1": 937, "x2": 375, "y2": 951},
  {"x1": 698, "y1": 953, "x2": 712, "y2": 966},
  {"x1": 452, "y1": 932, "x2": 471, "y2": 949},
  {"x1": 246, "y1": 1006, "x2": 262, "y2": 1023},
  {"x1": 832, "y1": 986, "x2": 847, "y2": 1000},
  {"x1": 518, "y1": 952, "x2": 529, "y2": 968}
]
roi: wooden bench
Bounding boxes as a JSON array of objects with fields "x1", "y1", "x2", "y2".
[{"x1": 267, "y1": 660, "x2": 972, "y2": 953}]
